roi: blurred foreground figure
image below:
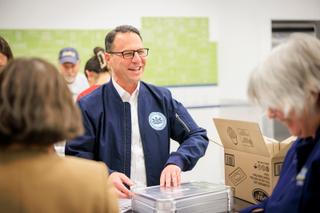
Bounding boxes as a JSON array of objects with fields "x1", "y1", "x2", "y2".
[
  {"x1": 0, "y1": 58, "x2": 118, "y2": 213},
  {"x1": 241, "y1": 34, "x2": 320, "y2": 213}
]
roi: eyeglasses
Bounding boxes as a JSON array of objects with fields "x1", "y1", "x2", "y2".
[{"x1": 108, "y1": 48, "x2": 149, "y2": 59}]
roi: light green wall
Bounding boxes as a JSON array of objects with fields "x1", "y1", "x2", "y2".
[
  {"x1": 142, "y1": 17, "x2": 217, "y2": 86},
  {"x1": 0, "y1": 29, "x2": 107, "y2": 72},
  {"x1": 0, "y1": 17, "x2": 217, "y2": 86}
]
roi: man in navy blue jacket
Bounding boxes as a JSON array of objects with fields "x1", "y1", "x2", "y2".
[{"x1": 65, "y1": 25, "x2": 209, "y2": 198}]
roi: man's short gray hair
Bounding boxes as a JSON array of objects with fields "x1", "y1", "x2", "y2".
[{"x1": 247, "y1": 33, "x2": 320, "y2": 117}]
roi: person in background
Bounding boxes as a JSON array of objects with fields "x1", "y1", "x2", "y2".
[
  {"x1": 58, "y1": 47, "x2": 89, "y2": 101},
  {"x1": 65, "y1": 25, "x2": 209, "y2": 198},
  {"x1": 241, "y1": 33, "x2": 320, "y2": 213},
  {"x1": 77, "y1": 47, "x2": 111, "y2": 100},
  {"x1": 0, "y1": 58, "x2": 118, "y2": 213},
  {"x1": 0, "y1": 36, "x2": 13, "y2": 70}
]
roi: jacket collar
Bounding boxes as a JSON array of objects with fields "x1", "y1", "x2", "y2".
[{"x1": 111, "y1": 79, "x2": 140, "y2": 102}]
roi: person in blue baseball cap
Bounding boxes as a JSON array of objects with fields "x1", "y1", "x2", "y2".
[{"x1": 58, "y1": 47, "x2": 89, "y2": 101}]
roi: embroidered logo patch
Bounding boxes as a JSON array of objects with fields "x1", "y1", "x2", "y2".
[
  {"x1": 148, "y1": 112, "x2": 167, "y2": 131},
  {"x1": 296, "y1": 167, "x2": 308, "y2": 186}
]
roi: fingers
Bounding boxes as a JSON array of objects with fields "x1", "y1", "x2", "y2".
[
  {"x1": 177, "y1": 169, "x2": 181, "y2": 185},
  {"x1": 115, "y1": 187, "x2": 130, "y2": 198},
  {"x1": 160, "y1": 164, "x2": 181, "y2": 187},
  {"x1": 120, "y1": 173, "x2": 134, "y2": 187},
  {"x1": 171, "y1": 169, "x2": 180, "y2": 187},
  {"x1": 113, "y1": 180, "x2": 133, "y2": 198},
  {"x1": 165, "y1": 171, "x2": 171, "y2": 187},
  {"x1": 160, "y1": 171, "x2": 165, "y2": 187},
  {"x1": 109, "y1": 172, "x2": 134, "y2": 198}
]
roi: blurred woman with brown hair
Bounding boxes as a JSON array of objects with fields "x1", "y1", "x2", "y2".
[{"x1": 0, "y1": 58, "x2": 118, "y2": 213}]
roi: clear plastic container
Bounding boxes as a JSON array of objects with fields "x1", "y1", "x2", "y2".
[{"x1": 132, "y1": 181, "x2": 233, "y2": 213}]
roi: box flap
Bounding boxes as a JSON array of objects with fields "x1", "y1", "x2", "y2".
[
  {"x1": 213, "y1": 118, "x2": 270, "y2": 157},
  {"x1": 263, "y1": 136, "x2": 280, "y2": 156},
  {"x1": 274, "y1": 136, "x2": 296, "y2": 158}
]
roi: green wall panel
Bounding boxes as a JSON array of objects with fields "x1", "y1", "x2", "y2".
[
  {"x1": 141, "y1": 17, "x2": 217, "y2": 86},
  {"x1": 0, "y1": 29, "x2": 107, "y2": 73},
  {"x1": 0, "y1": 17, "x2": 217, "y2": 86}
]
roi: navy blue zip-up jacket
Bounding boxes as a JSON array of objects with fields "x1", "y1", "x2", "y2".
[
  {"x1": 65, "y1": 81, "x2": 209, "y2": 186},
  {"x1": 241, "y1": 127, "x2": 320, "y2": 213}
]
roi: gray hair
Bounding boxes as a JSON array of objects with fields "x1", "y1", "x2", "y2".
[{"x1": 247, "y1": 33, "x2": 320, "y2": 117}]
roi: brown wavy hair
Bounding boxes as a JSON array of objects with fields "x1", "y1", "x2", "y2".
[{"x1": 0, "y1": 58, "x2": 83, "y2": 147}]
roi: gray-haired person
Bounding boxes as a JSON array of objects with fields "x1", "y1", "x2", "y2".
[{"x1": 241, "y1": 33, "x2": 320, "y2": 213}]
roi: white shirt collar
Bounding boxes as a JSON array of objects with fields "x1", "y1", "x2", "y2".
[{"x1": 112, "y1": 79, "x2": 140, "y2": 103}]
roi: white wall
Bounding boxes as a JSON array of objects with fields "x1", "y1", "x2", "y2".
[
  {"x1": 1, "y1": 0, "x2": 319, "y2": 102},
  {"x1": 2, "y1": 0, "x2": 319, "y2": 103},
  {"x1": 1, "y1": 0, "x2": 319, "y2": 183}
]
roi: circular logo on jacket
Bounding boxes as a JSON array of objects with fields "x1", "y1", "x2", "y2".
[{"x1": 148, "y1": 112, "x2": 167, "y2": 131}]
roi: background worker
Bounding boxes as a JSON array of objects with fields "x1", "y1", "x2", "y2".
[{"x1": 58, "y1": 47, "x2": 89, "y2": 101}]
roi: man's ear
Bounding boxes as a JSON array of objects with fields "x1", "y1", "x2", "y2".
[{"x1": 105, "y1": 52, "x2": 111, "y2": 62}]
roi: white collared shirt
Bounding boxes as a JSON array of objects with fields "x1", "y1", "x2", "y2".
[{"x1": 112, "y1": 80, "x2": 147, "y2": 187}]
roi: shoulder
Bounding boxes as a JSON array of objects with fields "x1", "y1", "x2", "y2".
[
  {"x1": 77, "y1": 85, "x2": 105, "y2": 110},
  {"x1": 284, "y1": 138, "x2": 299, "y2": 158},
  {"x1": 62, "y1": 156, "x2": 107, "y2": 174},
  {"x1": 53, "y1": 156, "x2": 118, "y2": 211},
  {"x1": 140, "y1": 81, "x2": 172, "y2": 98},
  {"x1": 58, "y1": 156, "x2": 109, "y2": 185},
  {"x1": 77, "y1": 85, "x2": 100, "y2": 101}
]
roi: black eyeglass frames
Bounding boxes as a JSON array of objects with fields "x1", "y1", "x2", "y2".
[{"x1": 108, "y1": 48, "x2": 149, "y2": 59}]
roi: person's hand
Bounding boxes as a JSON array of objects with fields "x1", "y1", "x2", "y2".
[
  {"x1": 109, "y1": 172, "x2": 134, "y2": 198},
  {"x1": 160, "y1": 164, "x2": 181, "y2": 187}
]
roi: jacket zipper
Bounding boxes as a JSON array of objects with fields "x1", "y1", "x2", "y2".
[
  {"x1": 123, "y1": 103, "x2": 127, "y2": 175},
  {"x1": 175, "y1": 113, "x2": 191, "y2": 132}
]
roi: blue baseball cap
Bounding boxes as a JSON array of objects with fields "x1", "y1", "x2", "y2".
[{"x1": 58, "y1": 47, "x2": 79, "y2": 64}]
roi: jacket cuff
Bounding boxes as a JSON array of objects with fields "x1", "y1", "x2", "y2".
[
  {"x1": 108, "y1": 168, "x2": 115, "y2": 175},
  {"x1": 166, "y1": 154, "x2": 186, "y2": 171}
]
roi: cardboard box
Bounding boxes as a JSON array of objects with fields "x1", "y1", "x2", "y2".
[{"x1": 213, "y1": 118, "x2": 296, "y2": 204}]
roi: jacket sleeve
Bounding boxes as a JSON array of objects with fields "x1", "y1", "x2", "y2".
[
  {"x1": 65, "y1": 101, "x2": 97, "y2": 160},
  {"x1": 166, "y1": 99, "x2": 209, "y2": 171},
  {"x1": 65, "y1": 92, "x2": 115, "y2": 175}
]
